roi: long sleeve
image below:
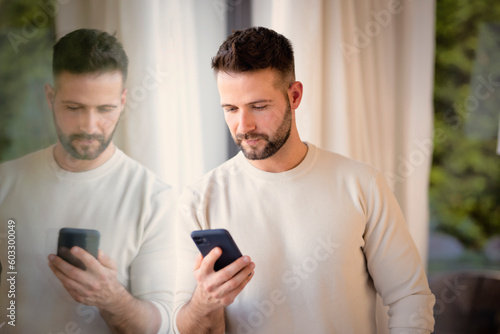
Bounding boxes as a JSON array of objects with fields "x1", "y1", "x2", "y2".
[
  {"x1": 172, "y1": 187, "x2": 204, "y2": 334},
  {"x1": 129, "y1": 187, "x2": 177, "y2": 333},
  {"x1": 363, "y1": 172, "x2": 435, "y2": 333}
]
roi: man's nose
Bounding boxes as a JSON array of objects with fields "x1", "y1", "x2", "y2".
[
  {"x1": 79, "y1": 110, "x2": 98, "y2": 133},
  {"x1": 237, "y1": 108, "x2": 256, "y2": 134}
]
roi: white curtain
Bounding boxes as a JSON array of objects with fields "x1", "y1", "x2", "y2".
[
  {"x1": 55, "y1": 0, "x2": 228, "y2": 192},
  {"x1": 253, "y1": 0, "x2": 435, "y2": 331},
  {"x1": 253, "y1": 0, "x2": 435, "y2": 263}
]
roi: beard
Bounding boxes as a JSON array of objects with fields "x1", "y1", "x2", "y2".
[
  {"x1": 234, "y1": 101, "x2": 292, "y2": 160},
  {"x1": 54, "y1": 117, "x2": 117, "y2": 161}
]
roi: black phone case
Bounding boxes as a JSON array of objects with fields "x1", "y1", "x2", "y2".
[
  {"x1": 57, "y1": 228, "x2": 100, "y2": 270},
  {"x1": 191, "y1": 229, "x2": 242, "y2": 271}
]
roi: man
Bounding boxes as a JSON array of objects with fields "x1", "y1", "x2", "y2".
[
  {"x1": 174, "y1": 27, "x2": 435, "y2": 333},
  {"x1": 0, "y1": 29, "x2": 174, "y2": 333}
]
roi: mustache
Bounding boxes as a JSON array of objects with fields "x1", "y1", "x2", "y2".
[
  {"x1": 235, "y1": 132, "x2": 269, "y2": 141},
  {"x1": 69, "y1": 133, "x2": 104, "y2": 141}
]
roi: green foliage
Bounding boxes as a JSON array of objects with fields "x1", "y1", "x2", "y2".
[
  {"x1": 431, "y1": 0, "x2": 500, "y2": 249},
  {"x1": 0, "y1": 0, "x2": 57, "y2": 162}
]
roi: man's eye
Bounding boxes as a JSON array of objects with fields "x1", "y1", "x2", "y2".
[
  {"x1": 253, "y1": 105, "x2": 267, "y2": 110},
  {"x1": 66, "y1": 106, "x2": 79, "y2": 111},
  {"x1": 224, "y1": 107, "x2": 237, "y2": 112}
]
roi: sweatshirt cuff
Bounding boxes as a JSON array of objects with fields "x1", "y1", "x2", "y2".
[{"x1": 151, "y1": 300, "x2": 170, "y2": 334}]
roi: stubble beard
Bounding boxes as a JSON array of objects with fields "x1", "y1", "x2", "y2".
[
  {"x1": 235, "y1": 102, "x2": 292, "y2": 160},
  {"x1": 53, "y1": 114, "x2": 118, "y2": 161}
]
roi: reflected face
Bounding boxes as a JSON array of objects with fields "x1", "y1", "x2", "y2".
[
  {"x1": 218, "y1": 69, "x2": 293, "y2": 160},
  {"x1": 49, "y1": 71, "x2": 125, "y2": 160}
]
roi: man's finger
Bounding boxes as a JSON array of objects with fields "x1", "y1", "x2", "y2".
[
  {"x1": 98, "y1": 249, "x2": 117, "y2": 270},
  {"x1": 194, "y1": 253, "x2": 203, "y2": 270},
  {"x1": 215, "y1": 255, "x2": 252, "y2": 282},
  {"x1": 220, "y1": 261, "x2": 255, "y2": 294},
  {"x1": 199, "y1": 247, "x2": 222, "y2": 274},
  {"x1": 48, "y1": 253, "x2": 85, "y2": 277},
  {"x1": 211, "y1": 263, "x2": 255, "y2": 307},
  {"x1": 50, "y1": 271, "x2": 91, "y2": 304},
  {"x1": 229, "y1": 266, "x2": 254, "y2": 298},
  {"x1": 48, "y1": 256, "x2": 87, "y2": 294},
  {"x1": 70, "y1": 246, "x2": 100, "y2": 271}
]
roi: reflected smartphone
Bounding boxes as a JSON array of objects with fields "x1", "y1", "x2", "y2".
[
  {"x1": 57, "y1": 228, "x2": 100, "y2": 270},
  {"x1": 191, "y1": 229, "x2": 242, "y2": 271}
]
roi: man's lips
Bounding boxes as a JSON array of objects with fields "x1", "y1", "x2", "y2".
[
  {"x1": 243, "y1": 138, "x2": 261, "y2": 146},
  {"x1": 237, "y1": 134, "x2": 267, "y2": 144},
  {"x1": 74, "y1": 138, "x2": 96, "y2": 146}
]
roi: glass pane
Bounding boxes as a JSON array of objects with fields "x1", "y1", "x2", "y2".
[
  {"x1": 429, "y1": 0, "x2": 500, "y2": 274},
  {"x1": 0, "y1": 0, "x2": 57, "y2": 163}
]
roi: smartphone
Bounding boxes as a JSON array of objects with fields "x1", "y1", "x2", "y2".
[
  {"x1": 57, "y1": 228, "x2": 100, "y2": 270},
  {"x1": 191, "y1": 229, "x2": 243, "y2": 271}
]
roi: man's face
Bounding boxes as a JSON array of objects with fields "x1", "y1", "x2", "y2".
[
  {"x1": 218, "y1": 69, "x2": 293, "y2": 160},
  {"x1": 48, "y1": 71, "x2": 125, "y2": 160}
]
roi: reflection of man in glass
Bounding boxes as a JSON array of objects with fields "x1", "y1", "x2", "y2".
[{"x1": 0, "y1": 29, "x2": 174, "y2": 333}]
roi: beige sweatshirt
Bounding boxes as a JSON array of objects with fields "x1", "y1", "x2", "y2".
[
  {"x1": 174, "y1": 143, "x2": 435, "y2": 334},
  {"x1": 0, "y1": 146, "x2": 175, "y2": 333}
]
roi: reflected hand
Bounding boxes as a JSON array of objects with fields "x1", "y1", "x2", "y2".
[{"x1": 48, "y1": 247, "x2": 127, "y2": 310}]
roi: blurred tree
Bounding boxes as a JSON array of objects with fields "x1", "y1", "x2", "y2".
[{"x1": 431, "y1": 0, "x2": 500, "y2": 250}]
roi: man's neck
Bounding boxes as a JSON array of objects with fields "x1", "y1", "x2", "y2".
[{"x1": 53, "y1": 142, "x2": 116, "y2": 173}]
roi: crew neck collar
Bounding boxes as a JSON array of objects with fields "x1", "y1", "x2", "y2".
[
  {"x1": 236, "y1": 142, "x2": 317, "y2": 182},
  {"x1": 46, "y1": 145, "x2": 122, "y2": 181}
]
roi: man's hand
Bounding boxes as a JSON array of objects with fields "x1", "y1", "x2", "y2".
[
  {"x1": 48, "y1": 247, "x2": 125, "y2": 309},
  {"x1": 48, "y1": 247, "x2": 161, "y2": 334},
  {"x1": 177, "y1": 247, "x2": 255, "y2": 334},
  {"x1": 193, "y1": 247, "x2": 255, "y2": 312}
]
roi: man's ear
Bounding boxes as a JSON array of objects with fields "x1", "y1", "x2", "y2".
[
  {"x1": 288, "y1": 81, "x2": 303, "y2": 110},
  {"x1": 44, "y1": 83, "x2": 55, "y2": 110}
]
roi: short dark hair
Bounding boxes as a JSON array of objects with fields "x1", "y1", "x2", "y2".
[
  {"x1": 211, "y1": 27, "x2": 295, "y2": 89},
  {"x1": 53, "y1": 29, "x2": 128, "y2": 83}
]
